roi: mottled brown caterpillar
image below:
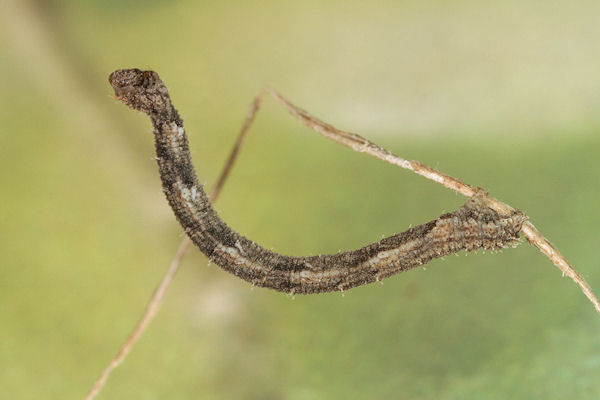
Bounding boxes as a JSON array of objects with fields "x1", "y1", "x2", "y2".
[{"x1": 108, "y1": 69, "x2": 526, "y2": 295}]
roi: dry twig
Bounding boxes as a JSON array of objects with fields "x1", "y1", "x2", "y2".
[
  {"x1": 266, "y1": 88, "x2": 600, "y2": 314},
  {"x1": 82, "y1": 90, "x2": 259, "y2": 400}
]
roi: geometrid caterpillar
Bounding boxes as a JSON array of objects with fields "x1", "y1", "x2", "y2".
[{"x1": 108, "y1": 68, "x2": 526, "y2": 295}]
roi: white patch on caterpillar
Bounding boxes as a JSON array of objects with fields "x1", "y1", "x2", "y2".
[
  {"x1": 235, "y1": 240, "x2": 246, "y2": 255},
  {"x1": 176, "y1": 181, "x2": 202, "y2": 211}
]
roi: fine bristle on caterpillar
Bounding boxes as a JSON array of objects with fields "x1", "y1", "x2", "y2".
[{"x1": 108, "y1": 68, "x2": 526, "y2": 294}]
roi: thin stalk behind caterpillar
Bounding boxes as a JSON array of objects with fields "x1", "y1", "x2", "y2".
[{"x1": 108, "y1": 68, "x2": 526, "y2": 295}]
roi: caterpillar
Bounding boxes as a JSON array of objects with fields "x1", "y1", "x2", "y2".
[{"x1": 108, "y1": 68, "x2": 526, "y2": 295}]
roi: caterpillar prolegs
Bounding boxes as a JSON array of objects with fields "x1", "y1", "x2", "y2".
[{"x1": 108, "y1": 69, "x2": 526, "y2": 295}]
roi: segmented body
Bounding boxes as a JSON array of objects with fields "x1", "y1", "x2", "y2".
[{"x1": 109, "y1": 69, "x2": 526, "y2": 294}]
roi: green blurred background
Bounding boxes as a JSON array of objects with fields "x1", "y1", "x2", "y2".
[{"x1": 2, "y1": 0, "x2": 600, "y2": 398}]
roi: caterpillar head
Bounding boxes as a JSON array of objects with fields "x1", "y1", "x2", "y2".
[{"x1": 109, "y1": 69, "x2": 173, "y2": 119}]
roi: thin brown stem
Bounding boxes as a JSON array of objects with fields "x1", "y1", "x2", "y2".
[
  {"x1": 266, "y1": 88, "x2": 600, "y2": 314},
  {"x1": 210, "y1": 91, "x2": 266, "y2": 200},
  {"x1": 83, "y1": 237, "x2": 192, "y2": 400},
  {"x1": 83, "y1": 95, "x2": 257, "y2": 400}
]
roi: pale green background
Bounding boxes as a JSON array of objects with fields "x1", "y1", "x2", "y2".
[{"x1": 1, "y1": 1, "x2": 600, "y2": 399}]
